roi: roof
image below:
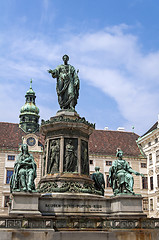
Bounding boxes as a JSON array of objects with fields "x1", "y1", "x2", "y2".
[
  {"x1": 141, "y1": 121, "x2": 158, "y2": 137},
  {"x1": 89, "y1": 130, "x2": 142, "y2": 157},
  {"x1": 0, "y1": 122, "x2": 44, "y2": 150},
  {"x1": 0, "y1": 122, "x2": 141, "y2": 157}
]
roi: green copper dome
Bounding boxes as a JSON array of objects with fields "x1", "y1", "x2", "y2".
[
  {"x1": 20, "y1": 102, "x2": 39, "y2": 114},
  {"x1": 26, "y1": 87, "x2": 35, "y2": 95}
]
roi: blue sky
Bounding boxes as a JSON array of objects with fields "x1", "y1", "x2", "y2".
[{"x1": 0, "y1": 0, "x2": 159, "y2": 135}]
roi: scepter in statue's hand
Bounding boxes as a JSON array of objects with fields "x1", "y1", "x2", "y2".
[
  {"x1": 48, "y1": 69, "x2": 53, "y2": 74},
  {"x1": 48, "y1": 69, "x2": 58, "y2": 78}
]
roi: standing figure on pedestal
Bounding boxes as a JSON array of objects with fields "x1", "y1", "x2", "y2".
[
  {"x1": 109, "y1": 149, "x2": 144, "y2": 195},
  {"x1": 64, "y1": 139, "x2": 77, "y2": 172},
  {"x1": 48, "y1": 140, "x2": 60, "y2": 174},
  {"x1": 48, "y1": 55, "x2": 80, "y2": 110},
  {"x1": 81, "y1": 140, "x2": 89, "y2": 175},
  {"x1": 10, "y1": 144, "x2": 37, "y2": 193},
  {"x1": 92, "y1": 167, "x2": 105, "y2": 196}
]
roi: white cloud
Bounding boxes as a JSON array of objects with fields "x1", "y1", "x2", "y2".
[{"x1": 0, "y1": 25, "x2": 159, "y2": 134}]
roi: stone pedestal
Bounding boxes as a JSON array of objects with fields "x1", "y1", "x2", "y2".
[
  {"x1": 39, "y1": 192, "x2": 110, "y2": 216},
  {"x1": 38, "y1": 111, "x2": 99, "y2": 195},
  {"x1": 9, "y1": 192, "x2": 41, "y2": 216},
  {"x1": 110, "y1": 195, "x2": 146, "y2": 217},
  {"x1": 38, "y1": 193, "x2": 146, "y2": 218}
]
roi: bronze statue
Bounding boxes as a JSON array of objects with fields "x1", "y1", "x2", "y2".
[
  {"x1": 48, "y1": 55, "x2": 80, "y2": 110},
  {"x1": 81, "y1": 140, "x2": 89, "y2": 175},
  {"x1": 48, "y1": 140, "x2": 60, "y2": 174},
  {"x1": 10, "y1": 144, "x2": 37, "y2": 193},
  {"x1": 109, "y1": 149, "x2": 144, "y2": 195},
  {"x1": 92, "y1": 166, "x2": 105, "y2": 196},
  {"x1": 64, "y1": 139, "x2": 77, "y2": 172}
]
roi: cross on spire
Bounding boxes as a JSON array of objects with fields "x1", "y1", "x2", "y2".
[{"x1": 30, "y1": 79, "x2": 33, "y2": 89}]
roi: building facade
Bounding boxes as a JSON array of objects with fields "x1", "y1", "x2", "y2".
[{"x1": 137, "y1": 118, "x2": 159, "y2": 217}]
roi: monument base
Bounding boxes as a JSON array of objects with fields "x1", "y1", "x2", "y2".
[
  {"x1": 110, "y1": 195, "x2": 146, "y2": 217},
  {"x1": 39, "y1": 192, "x2": 109, "y2": 216},
  {"x1": 38, "y1": 192, "x2": 146, "y2": 218},
  {"x1": 0, "y1": 215, "x2": 159, "y2": 240},
  {"x1": 9, "y1": 192, "x2": 41, "y2": 216}
]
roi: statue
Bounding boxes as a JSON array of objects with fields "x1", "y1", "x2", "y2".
[
  {"x1": 10, "y1": 144, "x2": 37, "y2": 193},
  {"x1": 48, "y1": 55, "x2": 80, "y2": 110},
  {"x1": 48, "y1": 140, "x2": 60, "y2": 174},
  {"x1": 109, "y1": 149, "x2": 144, "y2": 195},
  {"x1": 81, "y1": 140, "x2": 89, "y2": 175},
  {"x1": 92, "y1": 166, "x2": 105, "y2": 196},
  {"x1": 64, "y1": 139, "x2": 77, "y2": 172},
  {"x1": 43, "y1": 143, "x2": 47, "y2": 176}
]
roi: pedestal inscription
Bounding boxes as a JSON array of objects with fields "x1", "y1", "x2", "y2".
[{"x1": 39, "y1": 193, "x2": 109, "y2": 216}]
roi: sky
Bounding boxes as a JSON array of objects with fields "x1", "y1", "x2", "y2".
[{"x1": 0, "y1": 0, "x2": 159, "y2": 135}]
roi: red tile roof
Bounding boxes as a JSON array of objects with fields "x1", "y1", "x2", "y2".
[
  {"x1": 0, "y1": 122, "x2": 141, "y2": 157},
  {"x1": 0, "y1": 122, "x2": 44, "y2": 150},
  {"x1": 89, "y1": 130, "x2": 142, "y2": 157}
]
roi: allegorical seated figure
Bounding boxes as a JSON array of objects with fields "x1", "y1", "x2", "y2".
[
  {"x1": 10, "y1": 144, "x2": 37, "y2": 193},
  {"x1": 92, "y1": 166, "x2": 105, "y2": 196},
  {"x1": 48, "y1": 54, "x2": 80, "y2": 111},
  {"x1": 109, "y1": 149, "x2": 144, "y2": 195}
]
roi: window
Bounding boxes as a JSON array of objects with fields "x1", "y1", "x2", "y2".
[
  {"x1": 155, "y1": 138, "x2": 158, "y2": 144},
  {"x1": 149, "y1": 153, "x2": 152, "y2": 165},
  {"x1": 157, "y1": 175, "x2": 159, "y2": 188},
  {"x1": 141, "y1": 163, "x2": 147, "y2": 168},
  {"x1": 143, "y1": 198, "x2": 149, "y2": 211},
  {"x1": 142, "y1": 177, "x2": 148, "y2": 189},
  {"x1": 7, "y1": 155, "x2": 15, "y2": 161},
  {"x1": 106, "y1": 175, "x2": 111, "y2": 188},
  {"x1": 150, "y1": 176, "x2": 153, "y2": 190},
  {"x1": 150, "y1": 198, "x2": 153, "y2": 211},
  {"x1": 148, "y1": 142, "x2": 151, "y2": 147},
  {"x1": 156, "y1": 150, "x2": 159, "y2": 162},
  {"x1": 90, "y1": 160, "x2": 93, "y2": 165},
  {"x1": 6, "y1": 170, "x2": 13, "y2": 184},
  {"x1": 106, "y1": 161, "x2": 112, "y2": 166},
  {"x1": 4, "y1": 196, "x2": 10, "y2": 207}
]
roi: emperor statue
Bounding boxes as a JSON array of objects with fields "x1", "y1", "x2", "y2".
[
  {"x1": 109, "y1": 149, "x2": 144, "y2": 195},
  {"x1": 48, "y1": 55, "x2": 80, "y2": 111},
  {"x1": 10, "y1": 144, "x2": 37, "y2": 193}
]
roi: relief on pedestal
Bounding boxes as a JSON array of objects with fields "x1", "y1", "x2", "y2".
[
  {"x1": 47, "y1": 139, "x2": 60, "y2": 174},
  {"x1": 81, "y1": 140, "x2": 89, "y2": 175},
  {"x1": 43, "y1": 143, "x2": 47, "y2": 176},
  {"x1": 64, "y1": 138, "x2": 78, "y2": 172}
]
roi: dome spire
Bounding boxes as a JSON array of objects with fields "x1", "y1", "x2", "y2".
[
  {"x1": 19, "y1": 80, "x2": 40, "y2": 133},
  {"x1": 30, "y1": 78, "x2": 33, "y2": 89}
]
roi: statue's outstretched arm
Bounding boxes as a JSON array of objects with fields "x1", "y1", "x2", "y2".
[
  {"x1": 129, "y1": 167, "x2": 144, "y2": 177},
  {"x1": 48, "y1": 69, "x2": 58, "y2": 78}
]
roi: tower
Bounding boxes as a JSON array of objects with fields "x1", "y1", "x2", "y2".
[{"x1": 19, "y1": 80, "x2": 40, "y2": 133}]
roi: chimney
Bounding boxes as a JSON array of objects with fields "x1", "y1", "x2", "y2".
[{"x1": 117, "y1": 127, "x2": 125, "y2": 132}]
